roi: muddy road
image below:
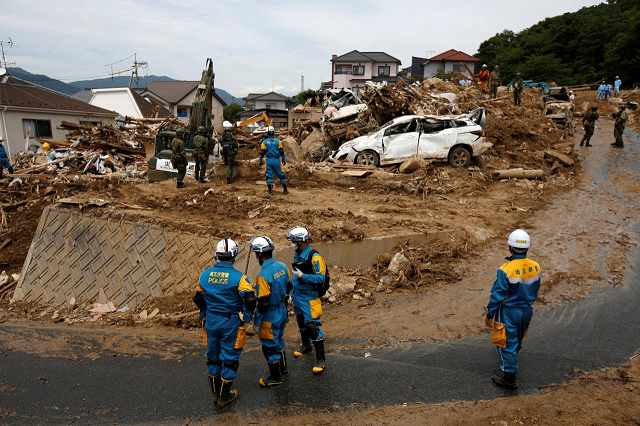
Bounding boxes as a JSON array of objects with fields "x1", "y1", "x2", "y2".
[{"x1": 1, "y1": 123, "x2": 639, "y2": 424}]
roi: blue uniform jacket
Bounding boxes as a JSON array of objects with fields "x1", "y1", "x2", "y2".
[
  {"x1": 291, "y1": 246, "x2": 326, "y2": 293},
  {"x1": 487, "y1": 253, "x2": 542, "y2": 318},
  {"x1": 0, "y1": 144, "x2": 8, "y2": 159},
  {"x1": 260, "y1": 138, "x2": 285, "y2": 160},
  {"x1": 254, "y1": 258, "x2": 290, "y2": 327},
  {"x1": 197, "y1": 261, "x2": 254, "y2": 320}
]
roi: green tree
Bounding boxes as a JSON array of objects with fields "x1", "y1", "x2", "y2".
[
  {"x1": 223, "y1": 103, "x2": 243, "y2": 123},
  {"x1": 293, "y1": 89, "x2": 314, "y2": 106},
  {"x1": 433, "y1": 68, "x2": 459, "y2": 81}
]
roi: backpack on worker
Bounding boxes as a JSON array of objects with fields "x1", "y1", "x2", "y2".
[{"x1": 293, "y1": 249, "x2": 330, "y2": 298}]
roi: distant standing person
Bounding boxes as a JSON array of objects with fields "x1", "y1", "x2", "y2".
[
  {"x1": 221, "y1": 125, "x2": 238, "y2": 184},
  {"x1": 489, "y1": 65, "x2": 501, "y2": 99},
  {"x1": 476, "y1": 64, "x2": 490, "y2": 94},
  {"x1": 614, "y1": 76, "x2": 622, "y2": 96},
  {"x1": 309, "y1": 90, "x2": 318, "y2": 107},
  {"x1": 611, "y1": 105, "x2": 628, "y2": 148},
  {"x1": 318, "y1": 90, "x2": 325, "y2": 105},
  {"x1": 605, "y1": 84, "x2": 612, "y2": 101},
  {"x1": 485, "y1": 229, "x2": 541, "y2": 389},
  {"x1": 580, "y1": 105, "x2": 599, "y2": 147},
  {"x1": 259, "y1": 126, "x2": 288, "y2": 195},
  {"x1": 596, "y1": 81, "x2": 606, "y2": 101},
  {"x1": 569, "y1": 90, "x2": 575, "y2": 103},
  {"x1": 512, "y1": 72, "x2": 523, "y2": 106},
  {"x1": 0, "y1": 137, "x2": 14, "y2": 178},
  {"x1": 171, "y1": 128, "x2": 187, "y2": 188},
  {"x1": 192, "y1": 126, "x2": 210, "y2": 183}
]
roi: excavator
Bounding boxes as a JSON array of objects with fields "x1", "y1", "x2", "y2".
[
  {"x1": 148, "y1": 58, "x2": 215, "y2": 182},
  {"x1": 237, "y1": 111, "x2": 272, "y2": 132}
]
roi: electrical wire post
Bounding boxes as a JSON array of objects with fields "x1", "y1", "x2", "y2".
[{"x1": 0, "y1": 38, "x2": 16, "y2": 69}]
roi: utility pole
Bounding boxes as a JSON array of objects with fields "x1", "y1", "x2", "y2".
[
  {"x1": 0, "y1": 38, "x2": 16, "y2": 69},
  {"x1": 301, "y1": 75, "x2": 304, "y2": 92},
  {"x1": 270, "y1": 79, "x2": 277, "y2": 93},
  {"x1": 129, "y1": 53, "x2": 148, "y2": 88}
]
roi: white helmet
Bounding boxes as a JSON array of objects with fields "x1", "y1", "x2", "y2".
[
  {"x1": 286, "y1": 226, "x2": 310, "y2": 242},
  {"x1": 216, "y1": 238, "x2": 239, "y2": 260},
  {"x1": 482, "y1": 64, "x2": 487, "y2": 68},
  {"x1": 0, "y1": 136, "x2": 4, "y2": 142},
  {"x1": 267, "y1": 126, "x2": 275, "y2": 135},
  {"x1": 249, "y1": 236, "x2": 275, "y2": 253},
  {"x1": 508, "y1": 229, "x2": 530, "y2": 249}
]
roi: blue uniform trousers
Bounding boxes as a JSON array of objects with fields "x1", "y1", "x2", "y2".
[
  {"x1": 496, "y1": 306, "x2": 533, "y2": 373},
  {"x1": 258, "y1": 316, "x2": 287, "y2": 363},
  {"x1": 206, "y1": 312, "x2": 247, "y2": 380},
  {"x1": 292, "y1": 289, "x2": 323, "y2": 341},
  {"x1": 0, "y1": 157, "x2": 10, "y2": 169},
  {"x1": 264, "y1": 157, "x2": 286, "y2": 184}
]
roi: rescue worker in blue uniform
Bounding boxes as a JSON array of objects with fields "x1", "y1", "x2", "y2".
[
  {"x1": 287, "y1": 226, "x2": 327, "y2": 374},
  {"x1": 0, "y1": 137, "x2": 14, "y2": 178},
  {"x1": 193, "y1": 238, "x2": 256, "y2": 408},
  {"x1": 249, "y1": 236, "x2": 292, "y2": 388},
  {"x1": 259, "y1": 126, "x2": 288, "y2": 196},
  {"x1": 485, "y1": 229, "x2": 541, "y2": 390}
]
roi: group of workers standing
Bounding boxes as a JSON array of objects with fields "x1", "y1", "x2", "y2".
[
  {"x1": 170, "y1": 125, "x2": 287, "y2": 195},
  {"x1": 193, "y1": 226, "x2": 327, "y2": 408},
  {"x1": 597, "y1": 77, "x2": 622, "y2": 101},
  {"x1": 580, "y1": 104, "x2": 628, "y2": 148},
  {"x1": 476, "y1": 64, "x2": 502, "y2": 99}
]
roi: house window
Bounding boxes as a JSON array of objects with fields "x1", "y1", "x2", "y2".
[
  {"x1": 22, "y1": 119, "x2": 52, "y2": 138},
  {"x1": 335, "y1": 65, "x2": 351, "y2": 75},
  {"x1": 246, "y1": 103, "x2": 255, "y2": 110},
  {"x1": 177, "y1": 107, "x2": 189, "y2": 117},
  {"x1": 352, "y1": 86, "x2": 363, "y2": 96},
  {"x1": 353, "y1": 65, "x2": 364, "y2": 76},
  {"x1": 378, "y1": 66, "x2": 390, "y2": 76},
  {"x1": 452, "y1": 64, "x2": 464, "y2": 72},
  {"x1": 265, "y1": 103, "x2": 276, "y2": 109}
]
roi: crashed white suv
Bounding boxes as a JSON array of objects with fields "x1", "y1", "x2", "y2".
[{"x1": 330, "y1": 108, "x2": 491, "y2": 168}]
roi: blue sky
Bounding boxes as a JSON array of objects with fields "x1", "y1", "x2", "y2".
[{"x1": 0, "y1": 0, "x2": 603, "y2": 97}]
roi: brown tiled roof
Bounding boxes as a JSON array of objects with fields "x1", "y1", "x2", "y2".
[
  {"x1": 145, "y1": 81, "x2": 198, "y2": 103},
  {"x1": 131, "y1": 90, "x2": 173, "y2": 118},
  {"x1": 425, "y1": 49, "x2": 479, "y2": 63},
  {"x1": 0, "y1": 78, "x2": 117, "y2": 115}
]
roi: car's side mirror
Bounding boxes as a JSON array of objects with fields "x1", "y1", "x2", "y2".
[{"x1": 383, "y1": 129, "x2": 391, "y2": 137}]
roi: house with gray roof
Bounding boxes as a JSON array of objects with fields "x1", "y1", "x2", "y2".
[
  {"x1": 0, "y1": 74, "x2": 117, "y2": 158},
  {"x1": 330, "y1": 50, "x2": 402, "y2": 94}
]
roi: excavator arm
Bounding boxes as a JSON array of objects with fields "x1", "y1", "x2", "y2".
[{"x1": 237, "y1": 111, "x2": 272, "y2": 128}]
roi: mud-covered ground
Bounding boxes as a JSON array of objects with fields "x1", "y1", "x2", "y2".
[{"x1": 1, "y1": 89, "x2": 639, "y2": 424}]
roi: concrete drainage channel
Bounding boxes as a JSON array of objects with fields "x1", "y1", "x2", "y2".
[{"x1": 14, "y1": 205, "x2": 445, "y2": 307}]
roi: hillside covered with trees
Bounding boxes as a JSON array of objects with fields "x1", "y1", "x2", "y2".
[{"x1": 475, "y1": 0, "x2": 640, "y2": 87}]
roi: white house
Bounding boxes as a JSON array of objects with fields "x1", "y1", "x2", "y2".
[
  {"x1": 422, "y1": 49, "x2": 479, "y2": 79},
  {"x1": 0, "y1": 75, "x2": 117, "y2": 158},
  {"x1": 141, "y1": 81, "x2": 227, "y2": 133},
  {"x1": 330, "y1": 50, "x2": 402, "y2": 95},
  {"x1": 84, "y1": 87, "x2": 174, "y2": 120},
  {"x1": 244, "y1": 92, "x2": 293, "y2": 111}
]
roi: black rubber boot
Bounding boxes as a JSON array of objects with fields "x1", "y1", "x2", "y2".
[
  {"x1": 491, "y1": 370, "x2": 518, "y2": 390},
  {"x1": 579, "y1": 141, "x2": 584, "y2": 146},
  {"x1": 585, "y1": 143, "x2": 592, "y2": 147},
  {"x1": 0, "y1": 167, "x2": 3, "y2": 178},
  {"x1": 283, "y1": 183, "x2": 289, "y2": 194},
  {"x1": 227, "y1": 177, "x2": 231, "y2": 184},
  {"x1": 312, "y1": 339, "x2": 326, "y2": 374},
  {"x1": 259, "y1": 361, "x2": 284, "y2": 388},
  {"x1": 267, "y1": 184, "x2": 273, "y2": 196},
  {"x1": 208, "y1": 375, "x2": 221, "y2": 404},
  {"x1": 279, "y1": 349, "x2": 289, "y2": 376},
  {"x1": 294, "y1": 332, "x2": 313, "y2": 358},
  {"x1": 177, "y1": 181, "x2": 185, "y2": 188},
  {"x1": 216, "y1": 378, "x2": 239, "y2": 408},
  {"x1": 7, "y1": 167, "x2": 13, "y2": 175}
]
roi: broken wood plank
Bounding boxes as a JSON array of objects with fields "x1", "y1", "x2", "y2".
[
  {"x1": 0, "y1": 200, "x2": 28, "y2": 210},
  {"x1": 341, "y1": 170, "x2": 372, "y2": 177},
  {"x1": 544, "y1": 150, "x2": 574, "y2": 167},
  {"x1": 493, "y1": 169, "x2": 545, "y2": 180},
  {"x1": 11, "y1": 154, "x2": 82, "y2": 174},
  {"x1": 0, "y1": 238, "x2": 11, "y2": 250}
]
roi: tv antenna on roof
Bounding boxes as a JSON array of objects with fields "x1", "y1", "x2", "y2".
[{"x1": 0, "y1": 38, "x2": 16, "y2": 69}]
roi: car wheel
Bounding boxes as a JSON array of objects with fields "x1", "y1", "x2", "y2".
[
  {"x1": 355, "y1": 150, "x2": 380, "y2": 167},
  {"x1": 448, "y1": 146, "x2": 471, "y2": 168}
]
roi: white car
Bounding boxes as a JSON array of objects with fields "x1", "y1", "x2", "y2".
[{"x1": 330, "y1": 108, "x2": 491, "y2": 168}]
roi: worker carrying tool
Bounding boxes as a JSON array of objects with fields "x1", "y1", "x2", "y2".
[
  {"x1": 249, "y1": 236, "x2": 292, "y2": 388},
  {"x1": 476, "y1": 64, "x2": 490, "y2": 94},
  {"x1": 485, "y1": 229, "x2": 541, "y2": 390},
  {"x1": 193, "y1": 238, "x2": 256, "y2": 408},
  {"x1": 287, "y1": 226, "x2": 328, "y2": 375},
  {"x1": 192, "y1": 126, "x2": 210, "y2": 183},
  {"x1": 259, "y1": 126, "x2": 288, "y2": 196},
  {"x1": 170, "y1": 128, "x2": 187, "y2": 188}
]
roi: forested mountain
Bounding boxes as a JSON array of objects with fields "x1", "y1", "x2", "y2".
[{"x1": 475, "y1": 0, "x2": 640, "y2": 86}]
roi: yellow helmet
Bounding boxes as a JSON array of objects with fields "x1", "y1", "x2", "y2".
[{"x1": 42, "y1": 142, "x2": 50, "y2": 152}]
